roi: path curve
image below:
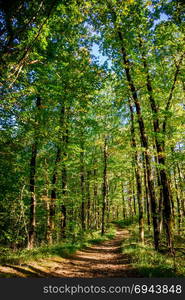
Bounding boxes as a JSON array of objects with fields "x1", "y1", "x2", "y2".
[{"x1": 51, "y1": 228, "x2": 139, "y2": 277}]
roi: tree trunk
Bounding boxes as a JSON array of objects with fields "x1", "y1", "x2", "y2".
[
  {"x1": 28, "y1": 96, "x2": 41, "y2": 249},
  {"x1": 140, "y1": 47, "x2": 174, "y2": 252},
  {"x1": 93, "y1": 167, "x2": 98, "y2": 229},
  {"x1": 47, "y1": 147, "x2": 61, "y2": 244},
  {"x1": 86, "y1": 170, "x2": 91, "y2": 229},
  {"x1": 80, "y1": 142, "x2": 85, "y2": 231},
  {"x1": 128, "y1": 98, "x2": 144, "y2": 243},
  {"x1": 101, "y1": 137, "x2": 108, "y2": 235},
  {"x1": 142, "y1": 153, "x2": 151, "y2": 230},
  {"x1": 173, "y1": 167, "x2": 182, "y2": 234},
  {"x1": 121, "y1": 182, "x2": 126, "y2": 219},
  {"x1": 28, "y1": 143, "x2": 37, "y2": 249},
  {"x1": 61, "y1": 121, "x2": 68, "y2": 239}
]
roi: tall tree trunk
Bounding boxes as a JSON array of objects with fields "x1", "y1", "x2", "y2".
[
  {"x1": 153, "y1": 150, "x2": 163, "y2": 234},
  {"x1": 86, "y1": 170, "x2": 91, "y2": 229},
  {"x1": 106, "y1": 181, "x2": 110, "y2": 224},
  {"x1": 140, "y1": 46, "x2": 174, "y2": 252},
  {"x1": 61, "y1": 203, "x2": 66, "y2": 238},
  {"x1": 80, "y1": 141, "x2": 85, "y2": 231},
  {"x1": 121, "y1": 182, "x2": 126, "y2": 219},
  {"x1": 173, "y1": 168, "x2": 181, "y2": 234},
  {"x1": 28, "y1": 143, "x2": 37, "y2": 249},
  {"x1": 128, "y1": 98, "x2": 144, "y2": 243},
  {"x1": 61, "y1": 120, "x2": 68, "y2": 239},
  {"x1": 28, "y1": 96, "x2": 41, "y2": 249},
  {"x1": 142, "y1": 153, "x2": 151, "y2": 229},
  {"x1": 101, "y1": 137, "x2": 108, "y2": 235},
  {"x1": 47, "y1": 147, "x2": 61, "y2": 244},
  {"x1": 93, "y1": 167, "x2": 98, "y2": 229}
]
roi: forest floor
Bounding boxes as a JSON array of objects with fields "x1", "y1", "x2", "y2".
[{"x1": 0, "y1": 227, "x2": 141, "y2": 278}]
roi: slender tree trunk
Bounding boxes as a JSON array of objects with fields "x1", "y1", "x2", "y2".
[
  {"x1": 47, "y1": 147, "x2": 61, "y2": 244},
  {"x1": 61, "y1": 122, "x2": 68, "y2": 239},
  {"x1": 61, "y1": 164, "x2": 67, "y2": 238},
  {"x1": 93, "y1": 167, "x2": 98, "y2": 229},
  {"x1": 173, "y1": 168, "x2": 181, "y2": 234},
  {"x1": 86, "y1": 170, "x2": 91, "y2": 229},
  {"x1": 153, "y1": 151, "x2": 163, "y2": 234},
  {"x1": 128, "y1": 98, "x2": 144, "y2": 243},
  {"x1": 28, "y1": 96, "x2": 41, "y2": 249},
  {"x1": 142, "y1": 153, "x2": 151, "y2": 229},
  {"x1": 80, "y1": 142, "x2": 85, "y2": 232},
  {"x1": 28, "y1": 143, "x2": 37, "y2": 249},
  {"x1": 169, "y1": 175, "x2": 175, "y2": 226},
  {"x1": 61, "y1": 203, "x2": 66, "y2": 238},
  {"x1": 101, "y1": 137, "x2": 108, "y2": 235},
  {"x1": 106, "y1": 181, "x2": 110, "y2": 224}
]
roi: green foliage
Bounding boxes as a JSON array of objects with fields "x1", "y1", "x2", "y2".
[
  {"x1": 113, "y1": 216, "x2": 138, "y2": 227},
  {"x1": 0, "y1": 227, "x2": 115, "y2": 265},
  {"x1": 121, "y1": 223, "x2": 185, "y2": 277}
]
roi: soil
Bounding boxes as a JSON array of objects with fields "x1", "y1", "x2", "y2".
[{"x1": 0, "y1": 228, "x2": 140, "y2": 278}]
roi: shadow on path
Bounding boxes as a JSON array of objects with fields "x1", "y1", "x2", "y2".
[{"x1": 0, "y1": 228, "x2": 142, "y2": 278}]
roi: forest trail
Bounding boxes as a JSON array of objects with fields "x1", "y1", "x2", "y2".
[
  {"x1": 0, "y1": 228, "x2": 140, "y2": 278},
  {"x1": 51, "y1": 228, "x2": 140, "y2": 277}
]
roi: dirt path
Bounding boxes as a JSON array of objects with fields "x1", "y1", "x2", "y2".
[
  {"x1": 0, "y1": 228, "x2": 140, "y2": 278},
  {"x1": 53, "y1": 228, "x2": 139, "y2": 277}
]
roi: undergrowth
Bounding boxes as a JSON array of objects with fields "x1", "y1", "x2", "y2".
[
  {"x1": 0, "y1": 225, "x2": 116, "y2": 266},
  {"x1": 115, "y1": 219, "x2": 185, "y2": 277}
]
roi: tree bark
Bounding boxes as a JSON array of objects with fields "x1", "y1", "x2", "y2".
[
  {"x1": 121, "y1": 182, "x2": 126, "y2": 219},
  {"x1": 101, "y1": 137, "x2": 108, "y2": 235},
  {"x1": 61, "y1": 113, "x2": 68, "y2": 239},
  {"x1": 28, "y1": 143, "x2": 37, "y2": 249},
  {"x1": 47, "y1": 147, "x2": 61, "y2": 244},
  {"x1": 28, "y1": 96, "x2": 41, "y2": 249},
  {"x1": 80, "y1": 142, "x2": 85, "y2": 231},
  {"x1": 86, "y1": 170, "x2": 91, "y2": 229},
  {"x1": 93, "y1": 167, "x2": 98, "y2": 229},
  {"x1": 142, "y1": 153, "x2": 151, "y2": 229},
  {"x1": 128, "y1": 98, "x2": 144, "y2": 243},
  {"x1": 173, "y1": 167, "x2": 182, "y2": 234},
  {"x1": 140, "y1": 46, "x2": 174, "y2": 252}
]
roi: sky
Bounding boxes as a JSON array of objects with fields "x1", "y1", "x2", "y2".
[
  {"x1": 91, "y1": 43, "x2": 107, "y2": 65},
  {"x1": 90, "y1": 11, "x2": 169, "y2": 67}
]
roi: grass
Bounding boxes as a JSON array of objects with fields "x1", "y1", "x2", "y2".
[
  {"x1": 115, "y1": 219, "x2": 185, "y2": 277},
  {"x1": 0, "y1": 225, "x2": 116, "y2": 266}
]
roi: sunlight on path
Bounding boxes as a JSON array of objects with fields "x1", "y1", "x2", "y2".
[{"x1": 0, "y1": 228, "x2": 140, "y2": 278}]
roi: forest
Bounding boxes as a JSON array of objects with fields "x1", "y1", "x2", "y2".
[{"x1": 0, "y1": 0, "x2": 185, "y2": 278}]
